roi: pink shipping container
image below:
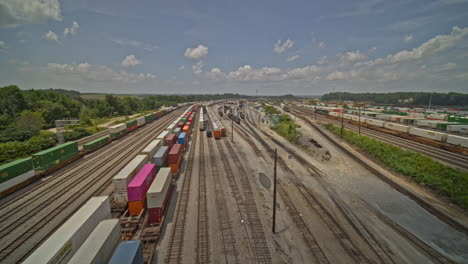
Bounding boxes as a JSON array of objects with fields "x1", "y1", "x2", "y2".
[{"x1": 127, "y1": 164, "x2": 156, "y2": 202}]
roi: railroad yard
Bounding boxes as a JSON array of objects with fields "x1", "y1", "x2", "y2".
[{"x1": 0, "y1": 101, "x2": 467, "y2": 264}]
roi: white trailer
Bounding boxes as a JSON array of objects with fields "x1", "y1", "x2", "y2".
[
  {"x1": 109, "y1": 123, "x2": 126, "y2": 134},
  {"x1": 24, "y1": 196, "x2": 111, "y2": 264},
  {"x1": 447, "y1": 125, "x2": 468, "y2": 134},
  {"x1": 384, "y1": 122, "x2": 410, "y2": 133},
  {"x1": 409, "y1": 127, "x2": 448, "y2": 142},
  {"x1": 157, "y1": 131, "x2": 169, "y2": 145},
  {"x1": 447, "y1": 134, "x2": 468, "y2": 148},
  {"x1": 69, "y1": 219, "x2": 121, "y2": 264},
  {"x1": 136, "y1": 116, "x2": 146, "y2": 127},
  {"x1": 112, "y1": 155, "x2": 147, "y2": 193},
  {"x1": 147, "y1": 168, "x2": 172, "y2": 209},
  {"x1": 366, "y1": 119, "x2": 385, "y2": 127}
]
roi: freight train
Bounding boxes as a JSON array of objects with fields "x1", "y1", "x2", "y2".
[
  {"x1": 0, "y1": 107, "x2": 179, "y2": 198},
  {"x1": 305, "y1": 105, "x2": 468, "y2": 148}
]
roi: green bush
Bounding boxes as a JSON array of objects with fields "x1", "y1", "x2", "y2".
[
  {"x1": 0, "y1": 131, "x2": 57, "y2": 165},
  {"x1": 326, "y1": 124, "x2": 468, "y2": 208},
  {"x1": 265, "y1": 105, "x2": 280, "y2": 115},
  {"x1": 64, "y1": 127, "x2": 92, "y2": 142},
  {"x1": 273, "y1": 115, "x2": 301, "y2": 144}
]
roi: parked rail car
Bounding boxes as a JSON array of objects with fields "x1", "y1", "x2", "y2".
[
  {"x1": 83, "y1": 136, "x2": 110, "y2": 153},
  {"x1": 126, "y1": 119, "x2": 138, "y2": 132}
]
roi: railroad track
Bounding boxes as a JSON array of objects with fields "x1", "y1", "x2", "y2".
[
  {"x1": 206, "y1": 135, "x2": 239, "y2": 263},
  {"x1": 0, "y1": 109, "x2": 186, "y2": 263},
  {"x1": 77, "y1": 128, "x2": 109, "y2": 146},
  {"x1": 165, "y1": 111, "x2": 199, "y2": 264},
  {"x1": 196, "y1": 127, "x2": 210, "y2": 263},
  {"x1": 291, "y1": 107, "x2": 468, "y2": 170},
  {"x1": 239, "y1": 109, "x2": 456, "y2": 263}
]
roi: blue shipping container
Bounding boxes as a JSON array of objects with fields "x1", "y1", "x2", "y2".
[
  {"x1": 108, "y1": 240, "x2": 144, "y2": 264},
  {"x1": 178, "y1": 132, "x2": 186, "y2": 145}
]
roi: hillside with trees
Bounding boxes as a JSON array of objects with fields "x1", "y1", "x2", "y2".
[{"x1": 321, "y1": 92, "x2": 468, "y2": 107}]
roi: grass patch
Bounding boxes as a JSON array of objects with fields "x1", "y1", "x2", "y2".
[
  {"x1": 325, "y1": 123, "x2": 468, "y2": 209},
  {"x1": 265, "y1": 105, "x2": 281, "y2": 115},
  {"x1": 272, "y1": 115, "x2": 301, "y2": 144}
]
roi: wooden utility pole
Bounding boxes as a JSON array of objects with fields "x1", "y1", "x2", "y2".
[
  {"x1": 358, "y1": 107, "x2": 361, "y2": 135},
  {"x1": 314, "y1": 106, "x2": 317, "y2": 120},
  {"x1": 231, "y1": 119, "x2": 234, "y2": 142},
  {"x1": 272, "y1": 148, "x2": 277, "y2": 233}
]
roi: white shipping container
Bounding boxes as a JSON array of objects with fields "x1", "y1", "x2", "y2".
[
  {"x1": 109, "y1": 123, "x2": 126, "y2": 134},
  {"x1": 113, "y1": 191, "x2": 127, "y2": 203},
  {"x1": 343, "y1": 114, "x2": 353, "y2": 120},
  {"x1": 384, "y1": 122, "x2": 410, "y2": 133},
  {"x1": 23, "y1": 196, "x2": 111, "y2": 264},
  {"x1": 166, "y1": 123, "x2": 176, "y2": 133},
  {"x1": 447, "y1": 125, "x2": 468, "y2": 134},
  {"x1": 329, "y1": 112, "x2": 339, "y2": 117},
  {"x1": 157, "y1": 131, "x2": 169, "y2": 145},
  {"x1": 366, "y1": 119, "x2": 385, "y2": 127},
  {"x1": 409, "y1": 112, "x2": 426, "y2": 119},
  {"x1": 147, "y1": 168, "x2": 172, "y2": 208},
  {"x1": 351, "y1": 115, "x2": 364, "y2": 121},
  {"x1": 409, "y1": 127, "x2": 448, "y2": 142},
  {"x1": 136, "y1": 117, "x2": 145, "y2": 126},
  {"x1": 447, "y1": 134, "x2": 468, "y2": 148},
  {"x1": 69, "y1": 219, "x2": 121, "y2": 264},
  {"x1": 140, "y1": 140, "x2": 161, "y2": 161},
  {"x1": 375, "y1": 114, "x2": 389, "y2": 120},
  {"x1": 112, "y1": 155, "x2": 147, "y2": 192}
]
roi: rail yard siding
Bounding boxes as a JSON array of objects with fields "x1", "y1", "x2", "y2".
[
  {"x1": 447, "y1": 134, "x2": 468, "y2": 148},
  {"x1": 0, "y1": 157, "x2": 33, "y2": 183},
  {"x1": 68, "y1": 219, "x2": 121, "y2": 264},
  {"x1": 108, "y1": 240, "x2": 144, "y2": 264},
  {"x1": 24, "y1": 196, "x2": 111, "y2": 264},
  {"x1": 153, "y1": 146, "x2": 169, "y2": 167},
  {"x1": 32, "y1": 141, "x2": 79, "y2": 171}
]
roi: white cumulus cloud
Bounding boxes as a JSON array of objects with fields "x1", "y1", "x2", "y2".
[
  {"x1": 47, "y1": 62, "x2": 155, "y2": 83},
  {"x1": 0, "y1": 0, "x2": 62, "y2": 27},
  {"x1": 64, "y1": 21, "x2": 79, "y2": 36},
  {"x1": 0, "y1": 41, "x2": 7, "y2": 51},
  {"x1": 111, "y1": 37, "x2": 159, "y2": 51},
  {"x1": 318, "y1": 41, "x2": 326, "y2": 48},
  {"x1": 121, "y1": 55, "x2": 142, "y2": 67},
  {"x1": 338, "y1": 50, "x2": 368, "y2": 64},
  {"x1": 287, "y1": 55, "x2": 300, "y2": 62},
  {"x1": 43, "y1": 30, "x2": 58, "y2": 42},
  {"x1": 439, "y1": 62, "x2": 457, "y2": 71},
  {"x1": 274, "y1": 39, "x2": 294, "y2": 53},
  {"x1": 184, "y1": 45, "x2": 208, "y2": 60}
]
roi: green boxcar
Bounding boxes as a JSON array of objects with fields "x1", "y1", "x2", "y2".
[
  {"x1": 32, "y1": 141, "x2": 79, "y2": 172},
  {"x1": 83, "y1": 136, "x2": 110, "y2": 150},
  {"x1": 181, "y1": 117, "x2": 187, "y2": 122},
  {"x1": 126, "y1": 120, "x2": 137, "y2": 127},
  {"x1": 0, "y1": 158, "x2": 34, "y2": 184}
]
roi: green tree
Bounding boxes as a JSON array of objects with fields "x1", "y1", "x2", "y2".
[
  {"x1": 0, "y1": 85, "x2": 27, "y2": 116},
  {"x1": 15, "y1": 110, "x2": 44, "y2": 136}
]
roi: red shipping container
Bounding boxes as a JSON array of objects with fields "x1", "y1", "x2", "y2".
[
  {"x1": 127, "y1": 164, "x2": 156, "y2": 201},
  {"x1": 188, "y1": 117, "x2": 193, "y2": 123},
  {"x1": 178, "y1": 122, "x2": 185, "y2": 128},
  {"x1": 170, "y1": 156, "x2": 182, "y2": 174},
  {"x1": 168, "y1": 144, "x2": 182, "y2": 164},
  {"x1": 148, "y1": 184, "x2": 173, "y2": 224},
  {"x1": 157, "y1": 110, "x2": 163, "y2": 117},
  {"x1": 187, "y1": 122, "x2": 192, "y2": 128},
  {"x1": 165, "y1": 134, "x2": 177, "y2": 150}
]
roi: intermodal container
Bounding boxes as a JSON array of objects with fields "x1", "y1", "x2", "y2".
[
  {"x1": 447, "y1": 134, "x2": 468, "y2": 148},
  {"x1": 109, "y1": 123, "x2": 127, "y2": 138},
  {"x1": 127, "y1": 164, "x2": 156, "y2": 202},
  {"x1": 153, "y1": 146, "x2": 169, "y2": 167},
  {"x1": 32, "y1": 141, "x2": 79, "y2": 172},
  {"x1": 447, "y1": 125, "x2": 468, "y2": 134},
  {"x1": 144, "y1": 114, "x2": 153, "y2": 123},
  {"x1": 168, "y1": 144, "x2": 182, "y2": 164},
  {"x1": 166, "y1": 123, "x2": 176, "y2": 133},
  {"x1": 183, "y1": 126, "x2": 190, "y2": 138},
  {"x1": 177, "y1": 132, "x2": 187, "y2": 146},
  {"x1": 108, "y1": 240, "x2": 144, "y2": 264},
  {"x1": 157, "y1": 110, "x2": 163, "y2": 118},
  {"x1": 0, "y1": 157, "x2": 33, "y2": 184},
  {"x1": 181, "y1": 117, "x2": 187, "y2": 122},
  {"x1": 113, "y1": 155, "x2": 147, "y2": 192},
  {"x1": 220, "y1": 126, "x2": 226, "y2": 137},
  {"x1": 126, "y1": 120, "x2": 138, "y2": 132},
  {"x1": 188, "y1": 117, "x2": 193, "y2": 123},
  {"x1": 69, "y1": 219, "x2": 121, "y2": 264},
  {"x1": 157, "y1": 131, "x2": 169, "y2": 146},
  {"x1": 165, "y1": 134, "x2": 177, "y2": 150},
  {"x1": 173, "y1": 127, "x2": 181, "y2": 137},
  {"x1": 169, "y1": 156, "x2": 182, "y2": 174},
  {"x1": 409, "y1": 127, "x2": 448, "y2": 142},
  {"x1": 178, "y1": 122, "x2": 185, "y2": 128},
  {"x1": 365, "y1": 119, "x2": 385, "y2": 127},
  {"x1": 83, "y1": 136, "x2": 109, "y2": 151},
  {"x1": 187, "y1": 121, "x2": 192, "y2": 128},
  {"x1": 136, "y1": 116, "x2": 146, "y2": 127},
  {"x1": 384, "y1": 122, "x2": 410, "y2": 133},
  {"x1": 147, "y1": 168, "x2": 173, "y2": 224},
  {"x1": 24, "y1": 196, "x2": 111, "y2": 264},
  {"x1": 212, "y1": 122, "x2": 221, "y2": 139},
  {"x1": 140, "y1": 140, "x2": 161, "y2": 161}
]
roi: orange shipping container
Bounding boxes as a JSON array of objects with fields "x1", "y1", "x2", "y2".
[
  {"x1": 169, "y1": 156, "x2": 182, "y2": 174},
  {"x1": 183, "y1": 126, "x2": 190, "y2": 138},
  {"x1": 214, "y1": 129, "x2": 221, "y2": 139},
  {"x1": 128, "y1": 200, "x2": 145, "y2": 216}
]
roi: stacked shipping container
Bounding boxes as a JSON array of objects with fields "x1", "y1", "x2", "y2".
[{"x1": 127, "y1": 164, "x2": 156, "y2": 215}]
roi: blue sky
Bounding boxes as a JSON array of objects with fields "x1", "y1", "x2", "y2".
[{"x1": 1, "y1": 0, "x2": 468, "y2": 95}]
